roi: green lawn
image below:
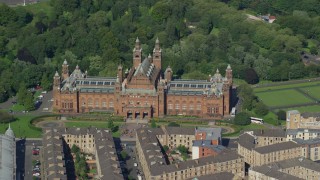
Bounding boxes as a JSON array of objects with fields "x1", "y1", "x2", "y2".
[
  {"x1": 254, "y1": 81, "x2": 320, "y2": 92},
  {"x1": 301, "y1": 86, "x2": 320, "y2": 99},
  {"x1": 0, "y1": 115, "x2": 42, "y2": 138},
  {"x1": 223, "y1": 123, "x2": 265, "y2": 137},
  {"x1": 11, "y1": 104, "x2": 25, "y2": 111},
  {"x1": 281, "y1": 105, "x2": 320, "y2": 113},
  {"x1": 256, "y1": 89, "x2": 312, "y2": 107}
]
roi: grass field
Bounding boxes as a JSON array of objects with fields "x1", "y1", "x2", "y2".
[
  {"x1": 0, "y1": 115, "x2": 42, "y2": 138},
  {"x1": 301, "y1": 86, "x2": 320, "y2": 99},
  {"x1": 223, "y1": 123, "x2": 266, "y2": 137},
  {"x1": 281, "y1": 105, "x2": 320, "y2": 113},
  {"x1": 256, "y1": 89, "x2": 312, "y2": 107},
  {"x1": 254, "y1": 81, "x2": 320, "y2": 92}
]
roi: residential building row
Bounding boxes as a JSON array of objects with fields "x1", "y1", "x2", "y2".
[
  {"x1": 287, "y1": 110, "x2": 320, "y2": 129},
  {"x1": 136, "y1": 127, "x2": 244, "y2": 180},
  {"x1": 249, "y1": 157, "x2": 320, "y2": 180},
  {"x1": 41, "y1": 127, "x2": 123, "y2": 180}
]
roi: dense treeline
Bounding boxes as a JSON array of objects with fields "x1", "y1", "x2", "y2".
[{"x1": 0, "y1": 0, "x2": 320, "y2": 103}]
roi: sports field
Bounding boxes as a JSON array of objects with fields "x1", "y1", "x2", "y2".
[
  {"x1": 256, "y1": 89, "x2": 312, "y2": 107},
  {"x1": 301, "y1": 86, "x2": 320, "y2": 99},
  {"x1": 254, "y1": 80, "x2": 320, "y2": 112},
  {"x1": 282, "y1": 105, "x2": 320, "y2": 113},
  {"x1": 254, "y1": 81, "x2": 320, "y2": 93}
]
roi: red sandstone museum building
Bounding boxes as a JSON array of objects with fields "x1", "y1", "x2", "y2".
[{"x1": 53, "y1": 38, "x2": 233, "y2": 120}]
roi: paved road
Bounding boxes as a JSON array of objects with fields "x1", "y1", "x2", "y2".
[{"x1": 0, "y1": 90, "x2": 53, "y2": 116}]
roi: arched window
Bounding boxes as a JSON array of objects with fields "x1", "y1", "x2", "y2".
[
  {"x1": 95, "y1": 98, "x2": 99, "y2": 108},
  {"x1": 175, "y1": 100, "x2": 180, "y2": 110},
  {"x1": 88, "y1": 98, "x2": 93, "y2": 107},
  {"x1": 168, "y1": 100, "x2": 173, "y2": 110},
  {"x1": 101, "y1": 98, "x2": 107, "y2": 108},
  {"x1": 182, "y1": 101, "x2": 187, "y2": 110},
  {"x1": 109, "y1": 99, "x2": 114, "y2": 108},
  {"x1": 196, "y1": 101, "x2": 201, "y2": 110},
  {"x1": 189, "y1": 101, "x2": 194, "y2": 110},
  {"x1": 81, "y1": 98, "x2": 86, "y2": 107}
]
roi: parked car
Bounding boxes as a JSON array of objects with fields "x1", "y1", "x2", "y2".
[
  {"x1": 33, "y1": 172, "x2": 40, "y2": 177},
  {"x1": 32, "y1": 150, "x2": 39, "y2": 155}
]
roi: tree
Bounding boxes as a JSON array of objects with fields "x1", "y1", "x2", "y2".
[
  {"x1": 163, "y1": 145, "x2": 169, "y2": 152},
  {"x1": 120, "y1": 150, "x2": 128, "y2": 160},
  {"x1": 0, "y1": 111, "x2": 15, "y2": 123},
  {"x1": 234, "y1": 112, "x2": 251, "y2": 125},
  {"x1": 71, "y1": 144, "x2": 80, "y2": 154},
  {"x1": 151, "y1": 119, "x2": 157, "y2": 128},
  {"x1": 167, "y1": 122, "x2": 180, "y2": 127},
  {"x1": 17, "y1": 82, "x2": 27, "y2": 105},
  {"x1": 41, "y1": 74, "x2": 51, "y2": 91},
  {"x1": 253, "y1": 55, "x2": 273, "y2": 80},
  {"x1": 177, "y1": 145, "x2": 188, "y2": 154},
  {"x1": 245, "y1": 68, "x2": 259, "y2": 84},
  {"x1": 24, "y1": 92, "x2": 35, "y2": 111},
  {"x1": 107, "y1": 119, "x2": 116, "y2": 132},
  {"x1": 276, "y1": 110, "x2": 286, "y2": 120},
  {"x1": 254, "y1": 102, "x2": 269, "y2": 116}
]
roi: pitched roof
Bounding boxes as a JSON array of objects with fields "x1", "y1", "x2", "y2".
[{"x1": 254, "y1": 141, "x2": 300, "y2": 154}]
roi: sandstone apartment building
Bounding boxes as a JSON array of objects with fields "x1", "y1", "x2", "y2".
[
  {"x1": 41, "y1": 128, "x2": 123, "y2": 180},
  {"x1": 249, "y1": 157, "x2": 320, "y2": 180},
  {"x1": 287, "y1": 110, "x2": 320, "y2": 129},
  {"x1": 136, "y1": 127, "x2": 244, "y2": 180},
  {"x1": 238, "y1": 130, "x2": 301, "y2": 167}
]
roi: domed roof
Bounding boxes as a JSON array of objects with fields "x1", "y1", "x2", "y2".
[{"x1": 5, "y1": 124, "x2": 15, "y2": 139}]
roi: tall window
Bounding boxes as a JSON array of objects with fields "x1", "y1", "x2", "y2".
[
  {"x1": 88, "y1": 98, "x2": 93, "y2": 107},
  {"x1": 109, "y1": 100, "x2": 114, "y2": 108},
  {"x1": 196, "y1": 102, "x2": 201, "y2": 110},
  {"x1": 168, "y1": 104, "x2": 173, "y2": 110},
  {"x1": 175, "y1": 104, "x2": 180, "y2": 110},
  {"x1": 94, "y1": 99, "x2": 99, "y2": 108}
]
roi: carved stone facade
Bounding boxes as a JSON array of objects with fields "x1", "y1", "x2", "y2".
[{"x1": 53, "y1": 38, "x2": 233, "y2": 121}]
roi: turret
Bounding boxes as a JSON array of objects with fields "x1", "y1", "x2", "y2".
[
  {"x1": 133, "y1": 37, "x2": 142, "y2": 69},
  {"x1": 153, "y1": 37, "x2": 162, "y2": 70},
  {"x1": 118, "y1": 65, "x2": 123, "y2": 83},
  {"x1": 62, "y1": 59, "x2": 69, "y2": 80},
  {"x1": 225, "y1": 64, "x2": 233, "y2": 85},
  {"x1": 5, "y1": 124, "x2": 15, "y2": 139},
  {"x1": 53, "y1": 71, "x2": 61, "y2": 89},
  {"x1": 164, "y1": 66, "x2": 173, "y2": 82}
]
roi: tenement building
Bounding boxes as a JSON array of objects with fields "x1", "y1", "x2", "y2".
[
  {"x1": 287, "y1": 110, "x2": 320, "y2": 129},
  {"x1": 53, "y1": 38, "x2": 233, "y2": 121},
  {"x1": 248, "y1": 157, "x2": 320, "y2": 180},
  {"x1": 41, "y1": 128, "x2": 123, "y2": 180},
  {"x1": 136, "y1": 127, "x2": 244, "y2": 180},
  {"x1": 238, "y1": 131, "x2": 301, "y2": 167}
]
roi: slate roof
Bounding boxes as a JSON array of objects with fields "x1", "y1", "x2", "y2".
[
  {"x1": 251, "y1": 157, "x2": 320, "y2": 179},
  {"x1": 238, "y1": 133, "x2": 256, "y2": 150},
  {"x1": 254, "y1": 141, "x2": 300, "y2": 154},
  {"x1": 42, "y1": 127, "x2": 123, "y2": 180},
  {"x1": 195, "y1": 127, "x2": 222, "y2": 140},
  {"x1": 251, "y1": 129, "x2": 286, "y2": 137},
  {"x1": 136, "y1": 127, "x2": 242, "y2": 177}
]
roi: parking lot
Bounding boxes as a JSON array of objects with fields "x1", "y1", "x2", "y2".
[{"x1": 23, "y1": 140, "x2": 42, "y2": 180}]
